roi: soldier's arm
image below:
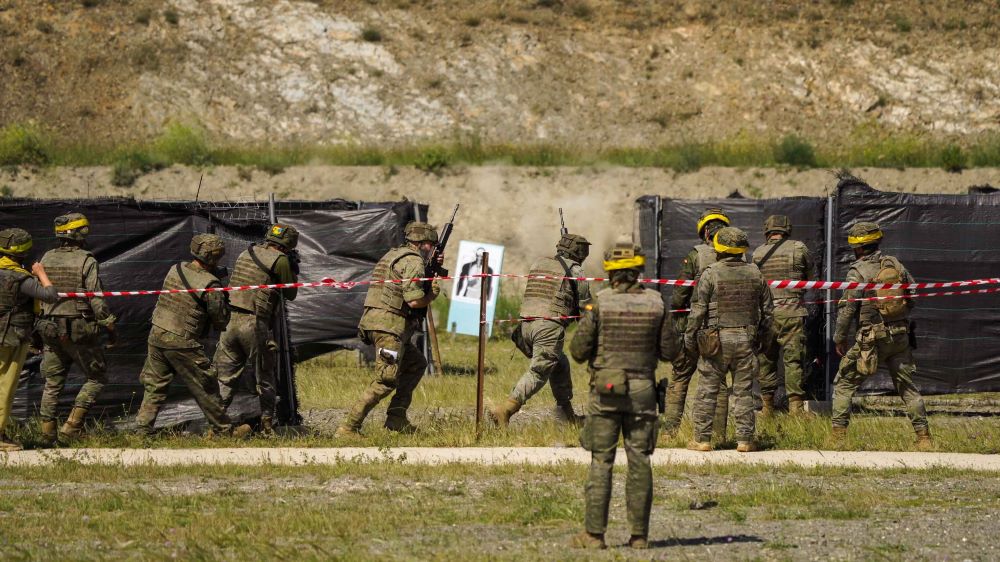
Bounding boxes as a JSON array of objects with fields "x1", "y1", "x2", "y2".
[
  {"x1": 398, "y1": 255, "x2": 432, "y2": 308},
  {"x1": 83, "y1": 257, "x2": 117, "y2": 327},
  {"x1": 900, "y1": 260, "x2": 916, "y2": 310},
  {"x1": 686, "y1": 270, "x2": 712, "y2": 335},
  {"x1": 759, "y1": 281, "x2": 775, "y2": 340},
  {"x1": 570, "y1": 263, "x2": 592, "y2": 309},
  {"x1": 19, "y1": 276, "x2": 59, "y2": 303},
  {"x1": 798, "y1": 242, "x2": 816, "y2": 281},
  {"x1": 272, "y1": 255, "x2": 299, "y2": 301},
  {"x1": 833, "y1": 267, "x2": 863, "y2": 344},
  {"x1": 657, "y1": 308, "x2": 679, "y2": 361},
  {"x1": 204, "y1": 282, "x2": 231, "y2": 331},
  {"x1": 671, "y1": 250, "x2": 698, "y2": 310},
  {"x1": 569, "y1": 302, "x2": 598, "y2": 363}
]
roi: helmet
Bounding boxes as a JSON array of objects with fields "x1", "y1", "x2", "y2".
[
  {"x1": 556, "y1": 233, "x2": 591, "y2": 262},
  {"x1": 190, "y1": 233, "x2": 226, "y2": 265},
  {"x1": 697, "y1": 208, "x2": 731, "y2": 238},
  {"x1": 0, "y1": 228, "x2": 33, "y2": 258},
  {"x1": 712, "y1": 227, "x2": 749, "y2": 255},
  {"x1": 54, "y1": 212, "x2": 90, "y2": 241},
  {"x1": 763, "y1": 214, "x2": 791, "y2": 236},
  {"x1": 404, "y1": 222, "x2": 439, "y2": 244},
  {"x1": 847, "y1": 222, "x2": 882, "y2": 248},
  {"x1": 603, "y1": 235, "x2": 645, "y2": 272},
  {"x1": 266, "y1": 223, "x2": 299, "y2": 250}
]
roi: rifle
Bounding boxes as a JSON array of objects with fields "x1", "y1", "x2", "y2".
[
  {"x1": 413, "y1": 204, "x2": 459, "y2": 319},
  {"x1": 559, "y1": 208, "x2": 567, "y2": 236}
]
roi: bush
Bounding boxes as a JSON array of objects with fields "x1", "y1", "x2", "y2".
[
  {"x1": 415, "y1": 147, "x2": 449, "y2": 174},
  {"x1": 773, "y1": 135, "x2": 818, "y2": 167},
  {"x1": 361, "y1": 26, "x2": 382, "y2": 42},
  {"x1": 937, "y1": 143, "x2": 967, "y2": 173},
  {"x1": 0, "y1": 123, "x2": 51, "y2": 166},
  {"x1": 164, "y1": 9, "x2": 179, "y2": 25},
  {"x1": 135, "y1": 8, "x2": 152, "y2": 25},
  {"x1": 111, "y1": 150, "x2": 167, "y2": 187},
  {"x1": 153, "y1": 122, "x2": 212, "y2": 165},
  {"x1": 970, "y1": 134, "x2": 1000, "y2": 167}
]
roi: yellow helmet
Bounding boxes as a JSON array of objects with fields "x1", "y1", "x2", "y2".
[
  {"x1": 712, "y1": 227, "x2": 749, "y2": 255},
  {"x1": 603, "y1": 235, "x2": 645, "y2": 272},
  {"x1": 697, "y1": 208, "x2": 731, "y2": 238}
]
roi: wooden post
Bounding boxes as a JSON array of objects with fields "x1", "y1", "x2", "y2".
[
  {"x1": 475, "y1": 252, "x2": 489, "y2": 440},
  {"x1": 426, "y1": 304, "x2": 444, "y2": 375}
]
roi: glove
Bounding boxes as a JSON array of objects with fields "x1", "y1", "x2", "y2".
[{"x1": 431, "y1": 280, "x2": 441, "y2": 298}]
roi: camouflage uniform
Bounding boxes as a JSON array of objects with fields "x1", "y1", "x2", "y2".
[
  {"x1": 831, "y1": 223, "x2": 928, "y2": 443},
  {"x1": 751, "y1": 215, "x2": 814, "y2": 414},
  {"x1": 36, "y1": 213, "x2": 118, "y2": 441},
  {"x1": 569, "y1": 238, "x2": 675, "y2": 548},
  {"x1": 338, "y1": 222, "x2": 439, "y2": 435},
  {"x1": 492, "y1": 234, "x2": 591, "y2": 427},
  {"x1": 213, "y1": 224, "x2": 299, "y2": 430},
  {"x1": 0, "y1": 228, "x2": 58, "y2": 449},
  {"x1": 685, "y1": 227, "x2": 773, "y2": 450},
  {"x1": 135, "y1": 235, "x2": 238, "y2": 435}
]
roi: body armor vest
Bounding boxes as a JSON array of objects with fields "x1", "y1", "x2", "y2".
[
  {"x1": 694, "y1": 244, "x2": 717, "y2": 278},
  {"x1": 753, "y1": 240, "x2": 805, "y2": 299},
  {"x1": 520, "y1": 256, "x2": 577, "y2": 319},
  {"x1": 0, "y1": 268, "x2": 34, "y2": 343},
  {"x1": 150, "y1": 262, "x2": 220, "y2": 340},
  {"x1": 853, "y1": 253, "x2": 908, "y2": 326},
  {"x1": 228, "y1": 244, "x2": 283, "y2": 322},
  {"x1": 710, "y1": 261, "x2": 763, "y2": 328},
  {"x1": 592, "y1": 287, "x2": 664, "y2": 373},
  {"x1": 40, "y1": 246, "x2": 95, "y2": 318},
  {"x1": 363, "y1": 246, "x2": 423, "y2": 317}
]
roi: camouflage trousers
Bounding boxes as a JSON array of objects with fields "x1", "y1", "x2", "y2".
[
  {"x1": 213, "y1": 311, "x2": 277, "y2": 419},
  {"x1": 341, "y1": 329, "x2": 427, "y2": 431},
  {"x1": 0, "y1": 343, "x2": 29, "y2": 433},
  {"x1": 136, "y1": 343, "x2": 233, "y2": 433},
  {"x1": 580, "y1": 376, "x2": 657, "y2": 537},
  {"x1": 509, "y1": 319, "x2": 573, "y2": 406},
  {"x1": 757, "y1": 315, "x2": 806, "y2": 399},
  {"x1": 664, "y1": 315, "x2": 729, "y2": 434},
  {"x1": 832, "y1": 328, "x2": 928, "y2": 431},
  {"x1": 39, "y1": 325, "x2": 107, "y2": 421},
  {"x1": 692, "y1": 328, "x2": 757, "y2": 443}
]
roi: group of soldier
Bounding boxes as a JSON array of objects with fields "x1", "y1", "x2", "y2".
[{"x1": 0, "y1": 214, "x2": 301, "y2": 451}]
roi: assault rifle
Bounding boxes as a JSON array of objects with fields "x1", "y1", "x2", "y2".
[
  {"x1": 559, "y1": 208, "x2": 567, "y2": 236},
  {"x1": 413, "y1": 204, "x2": 459, "y2": 319}
]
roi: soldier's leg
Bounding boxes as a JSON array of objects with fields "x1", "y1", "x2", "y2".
[
  {"x1": 690, "y1": 354, "x2": 726, "y2": 444},
  {"x1": 831, "y1": 343, "x2": 865, "y2": 429},
  {"x1": 255, "y1": 319, "x2": 279, "y2": 425},
  {"x1": 730, "y1": 335, "x2": 757, "y2": 445},
  {"x1": 212, "y1": 314, "x2": 253, "y2": 409},
  {"x1": 385, "y1": 339, "x2": 427, "y2": 427},
  {"x1": 340, "y1": 331, "x2": 399, "y2": 433},
  {"x1": 39, "y1": 342, "x2": 73, "y2": 423},
  {"x1": 508, "y1": 321, "x2": 562, "y2": 406},
  {"x1": 58, "y1": 339, "x2": 108, "y2": 440},
  {"x1": 782, "y1": 318, "x2": 807, "y2": 402},
  {"x1": 663, "y1": 316, "x2": 694, "y2": 431},
  {"x1": 0, "y1": 344, "x2": 30, "y2": 436},
  {"x1": 622, "y1": 413, "x2": 656, "y2": 538},
  {"x1": 165, "y1": 348, "x2": 233, "y2": 432},
  {"x1": 883, "y1": 340, "x2": 929, "y2": 433},
  {"x1": 581, "y1": 411, "x2": 621, "y2": 536},
  {"x1": 713, "y1": 379, "x2": 729, "y2": 442},
  {"x1": 136, "y1": 345, "x2": 173, "y2": 434},
  {"x1": 546, "y1": 327, "x2": 572, "y2": 403}
]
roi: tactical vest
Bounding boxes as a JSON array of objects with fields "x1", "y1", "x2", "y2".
[
  {"x1": 709, "y1": 261, "x2": 763, "y2": 328},
  {"x1": 228, "y1": 244, "x2": 284, "y2": 322},
  {"x1": 853, "y1": 252, "x2": 909, "y2": 326},
  {"x1": 520, "y1": 256, "x2": 577, "y2": 319},
  {"x1": 150, "y1": 262, "x2": 220, "y2": 340},
  {"x1": 694, "y1": 244, "x2": 717, "y2": 278},
  {"x1": 0, "y1": 268, "x2": 34, "y2": 343},
  {"x1": 363, "y1": 246, "x2": 423, "y2": 317},
  {"x1": 592, "y1": 287, "x2": 664, "y2": 373},
  {"x1": 40, "y1": 246, "x2": 95, "y2": 318}
]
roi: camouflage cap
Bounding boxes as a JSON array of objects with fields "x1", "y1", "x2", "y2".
[
  {"x1": 763, "y1": 214, "x2": 791, "y2": 236},
  {"x1": 556, "y1": 233, "x2": 591, "y2": 262},
  {"x1": 190, "y1": 233, "x2": 226, "y2": 265},
  {"x1": 266, "y1": 223, "x2": 299, "y2": 249},
  {"x1": 603, "y1": 235, "x2": 645, "y2": 272},
  {"x1": 697, "y1": 207, "x2": 731, "y2": 238},
  {"x1": 847, "y1": 222, "x2": 882, "y2": 248},
  {"x1": 713, "y1": 226, "x2": 749, "y2": 255},
  {"x1": 404, "y1": 221, "x2": 439, "y2": 244},
  {"x1": 54, "y1": 212, "x2": 90, "y2": 241},
  {"x1": 0, "y1": 228, "x2": 33, "y2": 257}
]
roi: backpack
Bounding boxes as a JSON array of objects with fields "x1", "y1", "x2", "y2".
[{"x1": 873, "y1": 257, "x2": 908, "y2": 322}]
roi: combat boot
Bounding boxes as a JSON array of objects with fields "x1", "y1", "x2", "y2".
[
  {"x1": 628, "y1": 536, "x2": 649, "y2": 549},
  {"x1": 338, "y1": 389, "x2": 382, "y2": 436},
  {"x1": 787, "y1": 395, "x2": 809, "y2": 416},
  {"x1": 760, "y1": 394, "x2": 775, "y2": 418},
  {"x1": 686, "y1": 440, "x2": 712, "y2": 452},
  {"x1": 384, "y1": 414, "x2": 418, "y2": 434},
  {"x1": 259, "y1": 416, "x2": 275, "y2": 436},
  {"x1": 487, "y1": 399, "x2": 521, "y2": 429},
  {"x1": 915, "y1": 427, "x2": 933, "y2": 451},
  {"x1": 556, "y1": 402, "x2": 584, "y2": 427},
  {"x1": 58, "y1": 407, "x2": 87, "y2": 443},
  {"x1": 570, "y1": 531, "x2": 606, "y2": 549},
  {"x1": 232, "y1": 424, "x2": 253, "y2": 439},
  {"x1": 40, "y1": 419, "x2": 58, "y2": 446},
  {"x1": 0, "y1": 434, "x2": 22, "y2": 452},
  {"x1": 736, "y1": 441, "x2": 758, "y2": 453},
  {"x1": 829, "y1": 426, "x2": 848, "y2": 449},
  {"x1": 334, "y1": 425, "x2": 360, "y2": 438}
]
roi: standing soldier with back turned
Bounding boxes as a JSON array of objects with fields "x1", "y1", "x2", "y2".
[
  {"x1": 214, "y1": 223, "x2": 299, "y2": 434},
  {"x1": 685, "y1": 227, "x2": 773, "y2": 452},
  {"x1": 490, "y1": 233, "x2": 592, "y2": 428},
  {"x1": 569, "y1": 237, "x2": 676, "y2": 550},
  {"x1": 336, "y1": 222, "x2": 443, "y2": 437},
  {"x1": 751, "y1": 215, "x2": 814, "y2": 416},
  {"x1": 36, "y1": 213, "x2": 118, "y2": 445},
  {"x1": 830, "y1": 222, "x2": 931, "y2": 449}
]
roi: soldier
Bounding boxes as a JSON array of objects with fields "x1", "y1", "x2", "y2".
[
  {"x1": 135, "y1": 234, "x2": 250, "y2": 437},
  {"x1": 568, "y1": 237, "x2": 676, "y2": 550},
  {"x1": 751, "y1": 215, "x2": 814, "y2": 416},
  {"x1": 35, "y1": 213, "x2": 118, "y2": 445},
  {"x1": 831, "y1": 222, "x2": 931, "y2": 448},
  {"x1": 336, "y1": 222, "x2": 443, "y2": 436},
  {"x1": 0, "y1": 228, "x2": 57, "y2": 451},
  {"x1": 213, "y1": 223, "x2": 299, "y2": 434},
  {"x1": 663, "y1": 208, "x2": 732, "y2": 439},
  {"x1": 489, "y1": 233, "x2": 592, "y2": 428},
  {"x1": 684, "y1": 227, "x2": 773, "y2": 452}
]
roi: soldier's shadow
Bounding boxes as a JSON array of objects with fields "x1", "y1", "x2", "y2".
[
  {"x1": 649, "y1": 534, "x2": 764, "y2": 548},
  {"x1": 441, "y1": 363, "x2": 498, "y2": 376}
]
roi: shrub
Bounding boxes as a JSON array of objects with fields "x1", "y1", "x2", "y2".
[
  {"x1": 0, "y1": 123, "x2": 51, "y2": 166},
  {"x1": 153, "y1": 122, "x2": 212, "y2": 165},
  {"x1": 135, "y1": 9, "x2": 152, "y2": 25},
  {"x1": 970, "y1": 134, "x2": 1000, "y2": 167},
  {"x1": 892, "y1": 14, "x2": 912, "y2": 33},
  {"x1": 937, "y1": 143, "x2": 967, "y2": 173},
  {"x1": 361, "y1": 26, "x2": 382, "y2": 42},
  {"x1": 35, "y1": 21, "x2": 54, "y2": 34},
  {"x1": 774, "y1": 134, "x2": 818, "y2": 167},
  {"x1": 111, "y1": 150, "x2": 166, "y2": 187},
  {"x1": 415, "y1": 147, "x2": 449, "y2": 174},
  {"x1": 164, "y1": 9, "x2": 180, "y2": 25},
  {"x1": 464, "y1": 16, "x2": 481, "y2": 27}
]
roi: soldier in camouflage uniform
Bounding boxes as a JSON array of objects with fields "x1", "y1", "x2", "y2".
[
  {"x1": 663, "y1": 208, "x2": 732, "y2": 439},
  {"x1": 135, "y1": 234, "x2": 250, "y2": 437},
  {"x1": 685, "y1": 227, "x2": 773, "y2": 452},
  {"x1": 336, "y1": 222, "x2": 444, "y2": 437},
  {"x1": 35, "y1": 213, "x2": 118, "y2": 445},
  {"x1": 489, "y1": 233, "x2": 592, "y2": 428},
  {"x1": 213, "y1": 223, "x2": 299, "y2": 434},
  {"x1": 569, "y1": 237, "x2": 676, "y2": 550},
  {"x1": 0, "y1": 228, "x2": 58, "y2": 451},
  {"x1": 831, "y1": 222, "x2": 931, "y2": 448},
  {"x1": 751, "y1": 215, "x2": 814, "y2": 416}
]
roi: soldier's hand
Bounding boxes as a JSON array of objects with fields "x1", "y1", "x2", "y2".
[
  {"x1": 434, "y1": 252, "x2": 445, "y2": 267},
  {"x1": 105, "y1": 323, "x2": 119, "y2": 349},
  {"x1": 835, "y1": 341, "x2": 849, "y2": 357},
  {"x1": 31, "y1": 262, "x2": 46, "y2": 276},
  {"x1": 431, "y1": 280, "x2": 441, "y2": 298}
]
